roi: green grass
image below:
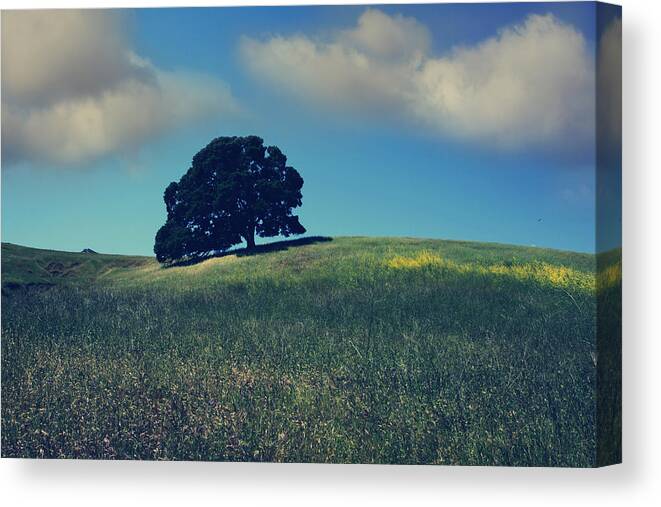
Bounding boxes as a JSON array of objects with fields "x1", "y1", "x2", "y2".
[
  {"x1": 1, "y1": 237, "x2": 616, "y2": 465},
  {"x1": 1, "y1": 242, "x2": 150, "y2": 287}
]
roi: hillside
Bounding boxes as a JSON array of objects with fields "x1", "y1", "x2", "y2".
[
  {"x1": 1, "y1": 242, "x2": 151, "y2": 289},
  {"x1": 2, "y1": 237, "x2": 595, "y2": 290},
  {"x1": 2, "y1": 237, "x2": 606, "y2": 465}
]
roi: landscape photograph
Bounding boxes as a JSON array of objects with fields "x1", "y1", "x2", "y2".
[{"x1": 1, "y1": 2, "x2": 621, "y2": 466}]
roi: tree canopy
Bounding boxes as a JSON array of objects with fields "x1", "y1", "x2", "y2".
[{"x1": 154, "y1": 136, "x2": 305, "y2": 263}]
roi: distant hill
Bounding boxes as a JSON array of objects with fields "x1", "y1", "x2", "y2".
[{"x1": 1, "y1": 242, "x2": 151, "y2": 289}]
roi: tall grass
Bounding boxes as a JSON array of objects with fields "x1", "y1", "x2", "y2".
[{"x1": 1, "y1": 237, "x2": 605, "y2": 465}]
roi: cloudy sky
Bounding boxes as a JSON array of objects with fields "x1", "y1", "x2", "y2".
[{"x1": 1, "y1": 3, "x2": 621, "y2": 254}]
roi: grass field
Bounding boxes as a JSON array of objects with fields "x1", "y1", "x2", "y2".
[{"x1": 1, "y1": 237, "x2": 619, "y2": 465}]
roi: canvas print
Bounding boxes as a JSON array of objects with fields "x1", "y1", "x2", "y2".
[{"x1": 1, "y1": 2, "x2": 621, "y2": 466}]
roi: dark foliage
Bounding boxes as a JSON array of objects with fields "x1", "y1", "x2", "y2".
[{"x1": 154, "y1": 136, "x2": 305, "y2": 263}]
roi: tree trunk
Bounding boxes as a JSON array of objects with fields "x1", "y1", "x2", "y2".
[{"x1": 244, "y1": 226, "x2": 256, "y2": 250}]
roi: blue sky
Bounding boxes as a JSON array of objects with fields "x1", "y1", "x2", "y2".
[{"x1": 1, "y1": 3, "x2": 621, "y2": 255}]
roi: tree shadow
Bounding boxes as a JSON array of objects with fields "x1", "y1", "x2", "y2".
[{"x1": 166, "y1": 236, "x2": 333, "y2": 268}]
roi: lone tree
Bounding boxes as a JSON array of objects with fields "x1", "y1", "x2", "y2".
[{"x1": 154, "y1": 136, "x2": 305, "y2": 263}]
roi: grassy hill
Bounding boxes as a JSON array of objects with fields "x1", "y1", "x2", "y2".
[
  {"x1": 2, "y1": 237, "x2": 595, "y2": 290},
  {"x1": 1, "y1": 237, "x2": 607, "y2": 465},
  {"x1": 1, "y1": 242, "x2": 151, "y2": 289}
]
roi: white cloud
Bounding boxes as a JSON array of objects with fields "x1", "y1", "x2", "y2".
[
  {"x1": 340, "y1": 8, "x2": 431, "y2": 62},
  {"x1": 1, "y1": 10, "x2": 237, "y2": 167},
  {"x1": 241, "y1": 10, "x2": 595, "y2": 153}
]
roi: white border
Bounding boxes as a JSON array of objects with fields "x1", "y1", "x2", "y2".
[{"x1": 1, "y1": 1, "x2": 659, "y2": 506}]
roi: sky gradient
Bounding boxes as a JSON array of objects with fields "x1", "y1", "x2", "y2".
[{"x1": 1, "y1": 3, "x2": 622, "y2": 255}]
